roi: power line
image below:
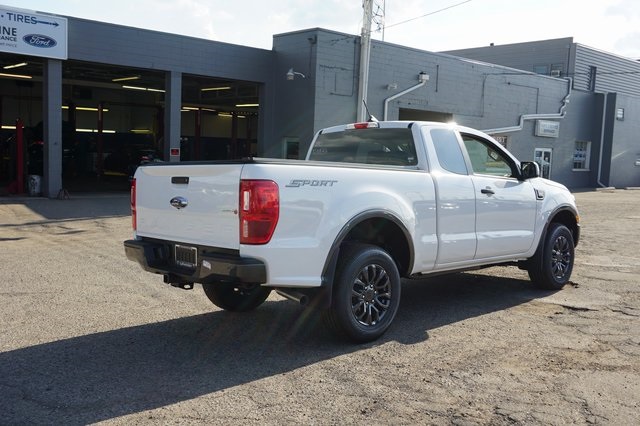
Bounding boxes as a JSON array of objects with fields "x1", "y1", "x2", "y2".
[
  {"x1": 327, "y1": 0, "x2": 474, "y2": 45},
  {"x1": 384, "y1": 0, "x2": 473, "y2": 31},
  {"x1": 485, "y1": 70, "x2": 640, "y2": 77}
]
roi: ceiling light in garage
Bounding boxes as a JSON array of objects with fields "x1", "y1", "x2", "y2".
[
  {"x1": 0, "y1": 72, "x2": 32, "y2": 79},
  {"x1": 62, "y1": 105, "x2": 109, "y2": 112},
  {"x1": 3, "y1": 62, "x2": 28, "y2": 69},
  {"x1": 182, "y1": 106, "x2": 217, "y2": 112},
  {"x1": 76, "y1": 128, "x2": 116, "y2": 133},
  {"x1": 122, "y1": 85, "x2": 165, "y2": 93},
  {"x1": 112, "y1": 75, "x2": 140, "y2": 82},
  {"x1": 219, "y1": 113, "x2": 245, "y2": 118},
  {"x1": 201, "y1": 86, "x2": 231, "y2": 92},
  {"x1": 235, "y1": 103, "x2": 258, "y2": 107}
]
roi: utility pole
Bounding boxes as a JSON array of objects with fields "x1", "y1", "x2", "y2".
[{"x1": 357, "y1": 0, "x2": 374, "y2": 122}]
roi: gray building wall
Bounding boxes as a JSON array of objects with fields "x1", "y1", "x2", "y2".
[
  {"x1": 68, "y1": 18, "x2": 273, "y2": 83},
  {"x1": 273, "y1": 29, "x2": 579, "y2": 173},
  {"x1": 443, "y1": 37, "x2": 640, "y2": 98},
  {"x1": 417, "y1": 36, "x2": 640, "y2": 188},
  {"x1": 500, "y1": 90, "x2": 599, "y2": 188},
  {"x1": 609, "y1": 93, "x2": 640, "y2": 187},
  {"x1": 443, "y1": 38, "x2": 575, "y2": 77},
  {"x1": 573, "y1": 45, "x2": 640, "y2": 96},
  {"x1": 270, "y1": 29, "x2": 320, "y2": 158}
]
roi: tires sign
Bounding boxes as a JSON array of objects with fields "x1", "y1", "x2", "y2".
[{"x1": 0, "y1": 6, "x2": 67, "y2": 59}]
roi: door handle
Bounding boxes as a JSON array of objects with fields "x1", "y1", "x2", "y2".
[{"x1": 481, "y1": 188, "x2": 495, "y2": 195}]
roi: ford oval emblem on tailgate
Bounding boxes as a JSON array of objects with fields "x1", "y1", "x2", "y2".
[{"x1": 170, "y1": 196, "x2": 188, "y2": 209}]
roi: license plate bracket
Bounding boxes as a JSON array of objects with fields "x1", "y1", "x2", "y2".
[{"x1": 174, "y1": 244, "x2": 197, "y2": 269}]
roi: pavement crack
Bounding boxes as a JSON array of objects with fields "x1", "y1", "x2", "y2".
[
  {"x1": 609, "y1": 307, "x2": 640, "y2": 317},
  {"x1": 560, "y1": 304, "x2": 598, "y2": 312}
]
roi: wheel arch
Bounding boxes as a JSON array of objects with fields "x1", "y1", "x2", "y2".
[
  {"x1": 547, "y1": 206, "x2": 580, "y2": 247},
  {"x1": 315, "y1": 210, "x2": 414, "y2": 309}
]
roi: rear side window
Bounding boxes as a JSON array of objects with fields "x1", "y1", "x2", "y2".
[
  {"x1": 430, "y1": 128, "x2": 468, "y2": 175},
  {"x1": 309, "y1": 128, "x2": 417, "y2": 166}
]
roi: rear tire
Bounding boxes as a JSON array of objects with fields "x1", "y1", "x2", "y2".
[
  {"x1": 528, "y1": 223, "x2": 575, "y2": 290},
  {"x1": 323, "y1": 244, "x2": 401, "y2": 342},
  {"x1": 202, "y1": 282, "x2": 271, "y2": 312}
]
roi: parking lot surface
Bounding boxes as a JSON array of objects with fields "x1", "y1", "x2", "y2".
[{"x1": 1, "y1": 190, "x2": 638, "y2": 424}]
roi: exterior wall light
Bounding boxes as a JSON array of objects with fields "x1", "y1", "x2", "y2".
[{"x1": 286, "y1": 68, "x2": 306, "y2": 80}]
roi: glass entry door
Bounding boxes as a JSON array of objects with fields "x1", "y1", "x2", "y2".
[{"x1": 534, "y1": 148, "x2": 552, "y2": 179}]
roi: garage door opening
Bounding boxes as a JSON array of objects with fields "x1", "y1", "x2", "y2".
[
  {"x1": 0, "y1": 54, "x2": 261, "y2": 195},
  {"x1": 180, "y1": 74, "x2": 259, "y2": 162}
]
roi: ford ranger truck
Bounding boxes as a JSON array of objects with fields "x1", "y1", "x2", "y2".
[{"x1": 124, "y1": 121, "x2": 580, "y2": 342}]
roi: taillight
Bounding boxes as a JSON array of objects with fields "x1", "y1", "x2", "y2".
[
  {"x1": 131, "y1": 178, "x2": 137, "y2": 231},
  {"x1": 239, "y1": 179, "x2": 279, "y2": 245}
]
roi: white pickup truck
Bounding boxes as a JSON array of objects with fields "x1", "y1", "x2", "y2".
[{"x1": 124, "y1": 121, "x2": 580, "y2": 342}]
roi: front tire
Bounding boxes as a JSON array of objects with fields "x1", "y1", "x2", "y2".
[
  {"x1": 528, "y1": 223, "x2": 575, "y2": 290},
  {"x1": 202, "y1": 282, "x2": 271, "y2": 312},
  {"x1": 324, "y1": 244, "x2": 401, "y2": 342}
]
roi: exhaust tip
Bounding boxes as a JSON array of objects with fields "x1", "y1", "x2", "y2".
[{"x1": 276, "y1": 289, "x2": 309, "y2": 306}]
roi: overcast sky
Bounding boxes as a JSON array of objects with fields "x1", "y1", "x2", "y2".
[{"x1": 4, "y1": 0, "x2": 640, "y2": 59}]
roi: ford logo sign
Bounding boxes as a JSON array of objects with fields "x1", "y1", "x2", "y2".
[
  {"x1": 23, "y1": 34, "x2": 57, "y2": 48},
  {"x1": 170, "y1": 196, "x2": 188, "y2": 210}
]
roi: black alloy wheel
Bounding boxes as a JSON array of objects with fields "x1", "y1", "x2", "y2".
[{"x1": 323, "y1": 244, "x2": 401, "y2": 342}]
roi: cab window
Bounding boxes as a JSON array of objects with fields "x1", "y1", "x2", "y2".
[
  {"x1": 461, "y1": 133, "x2": 516, "y2": 177},
  {"x1": 430, "y1": 128, "x2": 468, "y2": 175},
  {"x1": 309, "y1": 128, "x2": 417, "y2": 166}
]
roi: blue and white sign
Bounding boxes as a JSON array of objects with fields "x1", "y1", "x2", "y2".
[
  {"x1": 0, "y1": 5, "x2": 67, "y2": 59},
  {"x1": 534, "y1": 120, "x2": 560, "y2": 138}
]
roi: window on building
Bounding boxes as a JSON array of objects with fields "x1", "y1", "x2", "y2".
[
  {"x1": 573, "y1": 141, "x2": 591, "y2": 170},
  {"x1": 588, "y1": 66, "x2": 597, "y2": 91},
  {"x1": 550, "y1": 64, "x2": 563, "y2": 77},
  {"x1": 533, "y1": 64, "x2": 549, "y2": 75}
]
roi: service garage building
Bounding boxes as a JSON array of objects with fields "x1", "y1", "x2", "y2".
[
  {"x1": 1, "y1": 6, "x2": 273, "y2": 196},
  {"x1": 2, "y1": 5, "x2": 638, "y2": 197}
]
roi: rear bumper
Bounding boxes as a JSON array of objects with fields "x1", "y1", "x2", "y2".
[{"x1": 124, "y1": 239, "x2": 266, "y2": 284}]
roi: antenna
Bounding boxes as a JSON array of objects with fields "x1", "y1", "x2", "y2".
[{"x1": 362, "y1": 100, "x2": 379, "y2": 122}]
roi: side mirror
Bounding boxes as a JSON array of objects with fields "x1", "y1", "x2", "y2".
[{"x1": 520, "y1": 161, "x2": 540, "y2": 180}]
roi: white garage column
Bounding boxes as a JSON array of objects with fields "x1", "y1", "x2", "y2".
[
  {"x1": 164, "y1": 71, "x2": 182, "y2": 162},
  {"x1": 43, "y1": 59, "x2": 63, "y2": 198}
]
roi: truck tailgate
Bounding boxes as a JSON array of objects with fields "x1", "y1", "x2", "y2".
[{"x1": 135, "y1": 163, "x2": 242, "y2": 249}]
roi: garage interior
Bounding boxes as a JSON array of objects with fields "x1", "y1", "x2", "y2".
[{"x1": 0, "y1": 52, "x2": 259, "y2": 194}]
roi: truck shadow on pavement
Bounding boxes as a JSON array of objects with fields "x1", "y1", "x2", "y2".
[
  {"x1": 0, "y1": 195, "x2": 130, "y2": 222},
  {"x1": 0, "y1": 272, "x2": 551, "y2": 424}
]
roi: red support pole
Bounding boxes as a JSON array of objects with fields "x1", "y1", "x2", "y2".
[{"x1": 16, "y1": 118, "x2": 24, "y2": 194}]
